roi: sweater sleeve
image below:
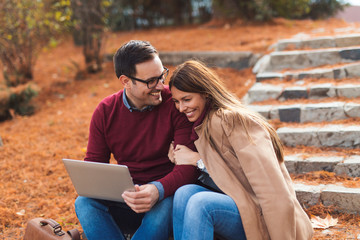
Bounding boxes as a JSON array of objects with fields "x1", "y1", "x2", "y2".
[
  {"x1": 157, "y1": 106, "x2": 200, "y2": 198},
  {"x1": 84, "y1": 105, "x2": 111, "y2": 163},
  {"x1": 220, "y1": 114, "x2": 296, "y2": 239}
]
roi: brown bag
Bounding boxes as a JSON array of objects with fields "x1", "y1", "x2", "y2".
[{"x1": 23, "y1": 218, "x2": 81, "y2": 240}]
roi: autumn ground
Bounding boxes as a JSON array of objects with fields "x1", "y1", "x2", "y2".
[{"x1": 1, "y1": 18, "x2": 360, "y2": 239}]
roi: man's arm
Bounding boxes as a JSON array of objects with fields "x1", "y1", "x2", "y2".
[
  {"x1": 155, "y1": 106, "x2": 200, "y2": 199},
  {"x1": 85, "y1": 106, "x2": 111, "y2": 163}
]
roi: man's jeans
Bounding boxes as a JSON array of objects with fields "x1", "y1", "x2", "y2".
[
  {"x1": 173, "y1": 184, "x2": 246, "y2": 240},
  {"x1": 75, "y1": 196, "x2": 173, "y2": 240}
]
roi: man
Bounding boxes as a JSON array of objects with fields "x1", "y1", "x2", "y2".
[{"x1": 75, "y1": 40, "x2": 199, "y2": 240}]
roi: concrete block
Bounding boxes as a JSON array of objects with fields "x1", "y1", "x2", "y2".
[
  {"x1": 344, "y1": 102, "x2": 360, "y2": 118},
  {"x1": 317, "y1": 125, "x2": 360, "y2": 148},
  {"x1": 300, "y1": 102, "x2": 346, "y2": 123},
  {"x1": 294, "y1": 183, "x2": 323, "y2": 207},
  {"x1": 298, "y1": 68, "x2": 334, "y2": 80},
  {"x1": 309, "y1": 84, "x2": 333, "y2": 99},
  {"x1": 256, "y1": 72, "x2": 283, "y2": 82},
  {"x1": 339, "y1": 48, "x2": 360, "y2": 61},
  {"x1": 301, "y1": 37, "x2": 335, "y2": 49},
  {"x1": 247, "y1": 105, "x2": 272, "y2": 119},
  {"x1": 321, "y1": 185, "x2": 360, "y2": 214},
  {"x1": 335, "y1": 34, "x2": 360, "y2": 48},
  {"x1": 297, "y1": 156, "x2": 344, "y2": 173},
  {"x1": 284, "y1": 155, "x2": 303, "y2": 173},
  {"x1": 280, "y1": 87, "x2": 308, "y2": 100},
  {"x1": 277, "y1": 127, "x2": 321, "y2": 147},
  {"x1": 159, "y1": 51, "x2": 254, "y2": 70},
  {"x1": 247, "y1": 83, "x2": 283, "y2": 103},
  {"x1": 275, "y1": 39, "x2": 301, "y2": 51},
  {"x1": 252, "y1": 54, "x2": 270, "y2": 74},
  {"x1": 336, "y1": 85, "x2": 360, "y2": 98},
  {"x1": 278, "y1": 105, "x2": 301, "y2": 122},
  {"x1": 269, "y1": 107, "x2": 280, "y2": 120},
  {"x1": 334, "y1": 156, "x2": 360, "y2": 177},
  {"x1": 344, "y1": 63, "x2": 360, "y2": 77},
  {"x1": 333, "y1": 67, "x2": 347, "y2": 79}
]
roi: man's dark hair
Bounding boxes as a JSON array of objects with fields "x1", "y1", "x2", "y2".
[{"x1": 113, "y1": 40, "x2": 158, "y2": 78}]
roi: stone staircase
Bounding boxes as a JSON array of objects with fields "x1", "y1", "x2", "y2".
[{"x1": 246, "y1": 34, "x2": 360, "y2": 214}]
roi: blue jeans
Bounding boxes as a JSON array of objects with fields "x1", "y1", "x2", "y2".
[
  {"x1": 173, "y1": 184, "x2": 246, "y2": 240},
  {"x1": 75, "y1": 196, "x2": 173, "y2": 240}
]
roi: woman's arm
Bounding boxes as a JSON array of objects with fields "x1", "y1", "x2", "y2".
[
  {"x1": 220, "y1": 116, "x2": 297, "y2": 239},
  {"x1": 172, "y1": 144, "x2": 200, "y2": 166}
]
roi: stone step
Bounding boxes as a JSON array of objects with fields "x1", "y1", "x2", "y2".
[
  {"x1": 159, "y1": 51, "x2": 261, "y2": 70},
  {"x1": 294, "y1": 182, "x2": 360, "y2": 214},
  {"x1": 253, "y1": 47, "x2": 360, "y2": 73},
  {"x1": 243, "y1": 82, "x2": 360, "y2": 103},
  {"x1": 247, "y1": 102, "x2": 360, "y2": 123},
  {"x1": 104, "y1": 51, "x2": 261, "y2": 70},
  {"x1": 285, "y1": 154, "x2": 360, "y2": 177},
  {"x1": 256, "y1": 62, "x2": 360, "y2": 82},
  {"x1": 271, "y1": 34, "x2": 360, "y2": 51},
  {"x1": 277, "y1": 125, "x2": 360, "y2": 148}
]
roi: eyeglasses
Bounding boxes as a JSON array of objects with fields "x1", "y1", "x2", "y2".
[{"x1": 125, "y1": 67, "x2": 169, "y2": 89}]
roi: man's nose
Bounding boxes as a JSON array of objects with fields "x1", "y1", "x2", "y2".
[{"x1": 155, "y1": 79, "x2": 165, "y2": 90}]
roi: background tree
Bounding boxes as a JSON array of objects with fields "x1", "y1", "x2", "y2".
[
  {"x1": 0, "y1": 0, "x2": 72, "y2": 119},
  {"x1": 0, "y1": 0, "x2": 72, "y2": 87},
  {"x1": 71, "y1": 0, "x2": 111, "y2": 73},
  {"x1": 211, "y1": 0, "x2": 345, "y2": 21}
]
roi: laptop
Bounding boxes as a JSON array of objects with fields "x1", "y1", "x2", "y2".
[{"x1": 62, "y1": 159, "x2": 135, "y2": 202}]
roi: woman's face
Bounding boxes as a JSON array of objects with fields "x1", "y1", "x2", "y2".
[{"x1": 171, "y1": 86, "x2": 207, "y2": 122}]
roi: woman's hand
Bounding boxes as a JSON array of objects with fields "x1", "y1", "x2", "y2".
[
  {"x1": 168, "y1": 141, "x2": 175, "y2": 163},
  {"x1": 173, "y1": 144, "x2": 200, "y2": 166}
]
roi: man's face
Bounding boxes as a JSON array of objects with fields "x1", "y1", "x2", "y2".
[{"x1": 125, "y1": 55, "x2": 165, "y2": 110}]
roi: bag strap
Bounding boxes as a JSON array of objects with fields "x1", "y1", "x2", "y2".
[
  {"x1": 67, "y1": 229, "x2": 81, "y2": 240},
  {"x1": 40, "y1": 219, "x2": 65, "y2": 236}
]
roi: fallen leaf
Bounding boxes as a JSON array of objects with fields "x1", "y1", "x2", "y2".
[
  {"x1": 16, "y1": 209, "x2": 25, "y2": 216},
  {"x1": 311, "y1": 213, "x2": 338, "y2": 229}
]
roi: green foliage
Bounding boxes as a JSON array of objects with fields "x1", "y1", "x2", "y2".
[
  {"x1": 305, "y1": 0, "x2": 347, "y2": 19},
  {"x1": 106, "y1": 0, "x2": 211, "y2": 30},
  {"x1": 0, "y1": 0, "x2": 73, "y2": 87},
  {"x1": 9, "y1": 84, "x2": 38, "y2": 116},
  {"x1": 212, "y1": 0, "x2": 345, "y2": 21},
  {"x1": 268, "y1": 0, "x2": 310, "y2": 19}
]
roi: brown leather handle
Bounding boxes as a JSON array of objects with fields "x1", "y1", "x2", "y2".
[
  {"x1": 40, "y1": 219, "x2": 65, "y2": 236},
  {"x1": 67, "y1": 228, "x2": 81, "y2": 240}
]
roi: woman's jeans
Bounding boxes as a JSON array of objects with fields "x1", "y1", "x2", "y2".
[
  {"x1": 75, "y1": 196, "x2": 173, "y2": 240},
  {"x1": 173, "y1": 184, "x2": 246, "y2": 240}
]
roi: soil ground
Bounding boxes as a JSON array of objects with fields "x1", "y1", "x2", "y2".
[{"x1": 1, "y1": 18, "x2": 360, "y2": 239}]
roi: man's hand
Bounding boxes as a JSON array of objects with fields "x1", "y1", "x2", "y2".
[
  {"x1": 122, "y1": 184, "x2": 159, "y2": 213},
  {"x1": 168, "y1": 141, "x2": 175, "y2": 163}
]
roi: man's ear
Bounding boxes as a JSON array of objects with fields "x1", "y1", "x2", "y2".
[{"x1": 120, "y1": 75, "x2": 131, "y2": 89}]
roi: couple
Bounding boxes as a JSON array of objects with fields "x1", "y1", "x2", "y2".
[{"x1": 75, "y1": 40, "x2": 313, "y2": 240}]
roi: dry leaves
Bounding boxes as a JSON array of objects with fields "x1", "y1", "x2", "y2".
[{"x1": 311, "y1": 214, "x2": 338, "y2": 229}]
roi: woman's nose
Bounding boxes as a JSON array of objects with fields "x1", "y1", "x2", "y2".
[{"x1": 179, "y1": 102, "x2": 185, "y2": 112}]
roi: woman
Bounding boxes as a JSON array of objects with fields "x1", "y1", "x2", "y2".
[{"x1": 168, "y1": 60, "x2": 313, "y2": 240}]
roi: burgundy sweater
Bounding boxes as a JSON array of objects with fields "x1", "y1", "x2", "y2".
[{"x1": 85, "y1": 86, "x2": 199, "y2": 198}]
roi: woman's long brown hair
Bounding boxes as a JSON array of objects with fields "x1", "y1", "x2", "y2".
[{"x1": 169, "y1": 60, "x2": 284, "y2": 163}]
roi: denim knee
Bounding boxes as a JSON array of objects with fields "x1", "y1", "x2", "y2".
[
  {"x1": 143, "y1": 196, "x2": 173, "y2": 227},
  {"x1": 185, "y1": 192, "x2": 211, "y2": 218},
  {"x1": 75, "y1": 196, "x2": 108, "y2": 215},
  {"x1": 174, "y1": 184, "x2": 199, "y2": 205}
]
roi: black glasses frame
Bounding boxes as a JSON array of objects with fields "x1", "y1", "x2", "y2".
[{"x1": 125, "y1": 67, "x2": 169, "y2": 89}]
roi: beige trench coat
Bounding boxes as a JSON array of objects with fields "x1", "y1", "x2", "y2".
[{"x1": 194, "y1": 110, "x2": 313, "y2": 240}]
